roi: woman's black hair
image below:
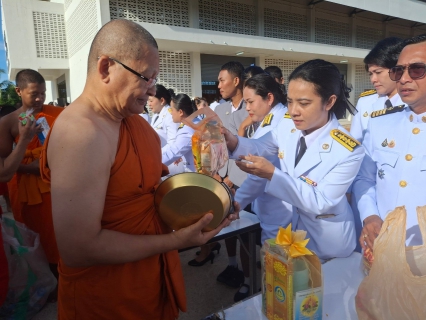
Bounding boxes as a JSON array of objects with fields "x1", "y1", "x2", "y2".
[
  {"x1": 154, "y1": 84, "x2": 173, "y2": 105},
  {"x1": 265, "y1": 65, "x2": 287, "y2": 95},
  {"x1": 363, "y1": 37, "x2": 404, "y2": 71},
  {"x1": 244, "y1": 73, "x2": 287, "y2": 106},
  {"x1": 288, "y1": 59, "x2": 356, "y2": 119},
  {"x1": 243, "y1": 65, "x2": 265, "y2": 84},
  {"x1": 171, "y1": 93, "x2": 195, "y2": 116}
]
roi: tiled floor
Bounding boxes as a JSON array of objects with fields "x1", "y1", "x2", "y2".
[{"x1": 2, "y1": 196, "x2": 261, "y2": 320}]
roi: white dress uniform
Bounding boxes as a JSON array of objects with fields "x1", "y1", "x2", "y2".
[
  {"x1": 139, "y1": 112, "x2": 151, "y2": 123},
  {"x1": 161, "y1": 118, "x2": 199, "y2": 173},
  {"x1": 150, "y1": 105, "x2": 183, "y2": 176},
  {"x1": 349, "y1": 90, "x2": 403, "y2": 251},
  {"x1": 235, "y1": 103, "x2": 293, "y2": 243},
  {"x1": 353, "y1": 105, "x2": 426, "y2": 246},
  {"x1": 232, "y1": 115, "x2": 365, "y2": 260}
]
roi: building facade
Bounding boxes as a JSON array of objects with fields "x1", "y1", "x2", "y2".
[{"x1": 3, "y1": 0, "x2": 426, "y2": 122}]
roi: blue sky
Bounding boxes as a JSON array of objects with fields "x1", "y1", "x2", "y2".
[{"x1": 0, "y1": 4, "x2": 9, "y2": 82}]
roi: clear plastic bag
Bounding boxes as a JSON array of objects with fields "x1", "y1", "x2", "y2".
[
  {"x1": 0, "y1": 217, "x2": 57, "y2": 319},
  {"x1": 182, "y1": 108, "x2": 228, "y2": 177},
  {"x1": 356, "y1": 206, "x2": 426, "y2": 320}
]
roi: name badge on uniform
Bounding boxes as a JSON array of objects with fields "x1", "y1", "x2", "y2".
[
  {"x1": 299, "y1": 175, "x2": 317, "y2": 187},
  {"x1": 316, "y1": 214, "x2": 336, "y2": 219}
]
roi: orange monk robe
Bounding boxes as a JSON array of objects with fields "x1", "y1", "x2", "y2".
[
  {"x1": 11, "y1": 105, "x2": 63, "y2": 264},
  {"x1": 41, "y1": 115, "x2": 186, "y2": 320}
]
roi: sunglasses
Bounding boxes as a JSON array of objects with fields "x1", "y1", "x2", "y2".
[
  {"x1": 100, "y1": 57, "x2": 158, "y2": 87},
  {"x1": 389, "y1": 63, "x2": 426, "y2": 81}
]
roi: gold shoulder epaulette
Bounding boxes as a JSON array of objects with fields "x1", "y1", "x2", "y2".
[
  {"x1": 283, "y1": 112, "x2": 291, "y2": 119},
  {"x1": 330, "y1": 129, "x2": 360, "y2": 152},
  {"x1": 262, "y1": 114, "x2": 273, "y2": 127},
  {"x1": 359, "y1": 89, "x2": 377, "y2": 98},
  {"x1": 370, "y1": 104, "x2": 405, "y2": 118},
  {"x1": 168, "y1": 107, "x2": 172, "y2": 114},
  {"x1": 178, "y1": 123, "x2": 184, "y2": 130}
]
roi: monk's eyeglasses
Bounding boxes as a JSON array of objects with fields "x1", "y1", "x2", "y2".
[
  {"x1": 102, "y1": 57, "x2": 158, "y2": 87},
  {"x1": 389, "y1": 63, "x2": 426, "y2": 81}
]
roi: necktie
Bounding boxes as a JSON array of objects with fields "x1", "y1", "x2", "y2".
[
  {"x1": 295, "y1": 137, "x2": 307, "y2": 167},
  {"x1": 152, "y1": 114, "x2": 159, "y2": 125},
  {"x1": 385, "y1": 99, "x2": 392, "y2": 108}
]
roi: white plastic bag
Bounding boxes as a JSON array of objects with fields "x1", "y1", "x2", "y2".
[
  {"x1": 0, "y1": 217, "x2": 57, "y2": 319},
  {"x1": 356, "y1": 206, "x2": 426, "y2": 320}
]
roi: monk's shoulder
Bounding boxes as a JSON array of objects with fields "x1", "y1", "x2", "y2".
[{"x1": 0, "y1": 108, "x2": 21, "y2": 135}]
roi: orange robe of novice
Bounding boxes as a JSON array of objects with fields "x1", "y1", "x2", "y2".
[
  {"x1": 7, "y1": 175, "x2": 23, "y2": 222},
  {"x1": 11, "y1": 105, "x2": 63, "y2": 264},
  {"x1": 40, "y1": 115, "x2": 186, "y2": 320}
]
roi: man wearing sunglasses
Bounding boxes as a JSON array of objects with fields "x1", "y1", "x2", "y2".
[
  {"x1": 40, "y1": 19, "x2": 238, "y2": 320},
  {"x1": 349, "y1": 37, "x2": 404, "y2": 251},
  {"x1": 353, "y1": 34, "x2": 426, "y2": 252}
]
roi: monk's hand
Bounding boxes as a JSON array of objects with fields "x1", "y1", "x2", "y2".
[
  {"x1": 220, "y1": 126, "x2": 238, "y2": 152},
  {"x1": 360, "y1": 215, "x2": 383, "y2": 252},
  {"x1": 176, "y1": 212, "x2": 233, "y2": 247},
  {"x1": 18, "y1": 116, "x2": 41, "y2": 143},
  {"x1": 235, "y1": 154, "x2": 275, "y2": 180},
  {"x1": 222, "y1": 176, "x2": 233, "y2": 189}
]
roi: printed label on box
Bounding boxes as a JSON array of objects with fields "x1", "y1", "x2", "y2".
[{"x1": 293, "y1": 287, "x2": 322, "y2": 320}]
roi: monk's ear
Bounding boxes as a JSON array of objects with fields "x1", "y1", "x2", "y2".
[
  {"x1": 97, "y1": 55, "x2": 111, "y2": 83},
  {"x1": 15, "y1": 87, "x2": 21, "y2": 97}
]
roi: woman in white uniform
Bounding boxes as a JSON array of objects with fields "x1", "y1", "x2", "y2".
[
  {"x1": 163, "y1": 94, "x2": 197, "y2": 172},
  {"x1": 236, "y1": 73, "x2": 292, "y2": 244},
  {"x1": 147, "y1": 84, "x2": 183, "y2": 176},
  {"x1": 224, "y1": 59, "x2": 365, "y2": 261}
]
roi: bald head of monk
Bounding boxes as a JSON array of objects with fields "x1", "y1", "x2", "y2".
[
  {"x1": 15, "y1": 69, "x2": 46, "y2": 112},
  {"x1": 84, "y1": 19, "x2": 159, "y2": 118}
]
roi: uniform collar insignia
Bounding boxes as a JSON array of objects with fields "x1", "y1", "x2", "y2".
[
  {"x1": 262, "y1": 114, "x2": 274, "y2": 127},
  {"x1": 370, "y1": 104, "x2": 405, "y2": 118},
  {"x1": 178, "y1": 123, "x2": 184, "y2": 130},
  {"x1": 330, "y1": 129, "x2": 360, "y2": 152},
  {"x1": 359, "y1": 89, "x2": 377, "y2": 97},
  {"x1": 284, "y1": 112, "x2": 291, "y2": 119}
]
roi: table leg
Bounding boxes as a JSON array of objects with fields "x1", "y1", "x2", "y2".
[{"x1": 248, "y1": 230, "x2": 257, "y2": 295}]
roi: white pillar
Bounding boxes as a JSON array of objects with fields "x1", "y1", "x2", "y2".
[
  {"x1": 98, "y1": 0, "x2": 111, "y2": 26},
  {"x1": 307, "y1": 7, "x2": 316, "y2": 42},
  {"x1": 191, "y1": 52, "x2": 202, "y2": 97}
]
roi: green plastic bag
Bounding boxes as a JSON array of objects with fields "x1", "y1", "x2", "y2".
[{"x1": 0, "y1": 217, "x2": 57, "y2": 319}]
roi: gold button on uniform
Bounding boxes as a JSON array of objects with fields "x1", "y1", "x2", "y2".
[
  {"x1": 322, "y1": 144, "x2": 329, "y2": 150},
  {"x1": 291, "y1": 129, "x2": 296, "y2": 133},
  {"x1": 399, "y1": 180, "x2": 407, "y2": 188},
  {"x1": 413, "y1": 128, "x2": 420, "y2": 134},
  {"x1": 405, "y1": 154, "x2": 413, "y2": 161},
  {"x1": 423, "y1": 116, "x2": 426, "y2": 123},
  {"x1": 410, "y1": 114, "x2": 413, "y2": 122}
]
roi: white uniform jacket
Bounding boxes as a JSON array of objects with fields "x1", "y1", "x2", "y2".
[
  {"x1": 350, "y1": 92, "x2": 379, "y2": 143},
  {"x1": 352, "y1": 105, "x2": 426, "y2": 246},
  {"x1": 150, "y1": 105, "x2": 179, "y2": 147},
  {"x1": 349, "y1": 93, "x2": 403, "y2": 251},
  {"x1": 139, "y1": 112, "x2": 151, "y2": 123},
  {"x1": 232, "y1": 115, "x2": 365, "y2": 260},
  {"x1": 162, "y1": 119, "x2": 199, "y2": 173},
  {"x1": 235, "y1": 103, "x2": 292, "y2": 243}
]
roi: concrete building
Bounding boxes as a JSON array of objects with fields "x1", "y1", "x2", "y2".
[{"x1": 2, "y1": 0, "x2": 426, "y2": 122}]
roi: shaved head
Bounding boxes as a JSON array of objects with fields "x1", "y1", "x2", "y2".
[
  {"x1": 15, "y1": 69, "x2": 45, "y2": 89},
  {"x1": 87, "y1": 19, "x2": 158, "y2": 74}
]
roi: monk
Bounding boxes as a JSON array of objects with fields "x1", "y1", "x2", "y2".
[
  {"x1": 0, "y1": 70, "x2": 63, "y2": 272},
  {"x1": 41, "y1": 19, "x2": 239, "y2": 320}
]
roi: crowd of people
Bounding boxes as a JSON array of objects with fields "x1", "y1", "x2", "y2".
[{"x1": 0, "y1": 18, "x2": 425, "y2": 319}]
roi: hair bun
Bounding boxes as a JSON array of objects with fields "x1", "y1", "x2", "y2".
[{"x1": 168, "y1": 88, "x2": 175, "y2": 98}]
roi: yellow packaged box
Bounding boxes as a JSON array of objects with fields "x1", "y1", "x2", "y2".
[{"x1": 261, "y1": 224, "x2": 323, "y2": 320}]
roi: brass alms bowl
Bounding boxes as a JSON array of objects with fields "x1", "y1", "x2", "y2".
[{"x1": 154, "y1": 172, "x2": 234, "y2": 231}]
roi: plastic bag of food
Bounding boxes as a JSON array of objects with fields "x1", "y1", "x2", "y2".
[
  {"x1": 182, "y1": 108, "x2": 228, "y2": 176},
  {"x1": 356, "y1": 206, "x2": 426, "y2": 320}
]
